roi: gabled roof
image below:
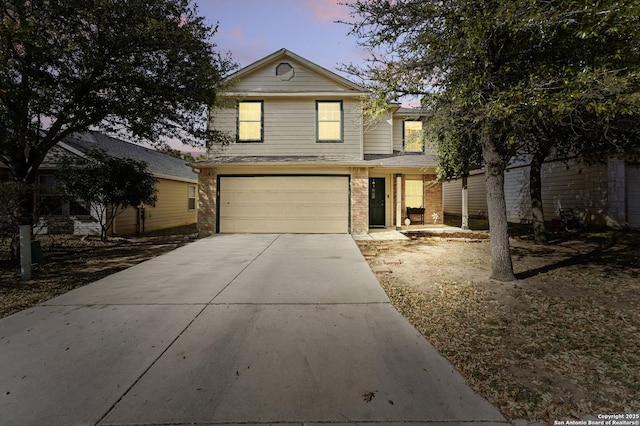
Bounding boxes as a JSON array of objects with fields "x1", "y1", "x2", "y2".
[
  {"x1": 226, "y1": 48, "x2": 369, "y2": 93},
  {"x1": 61, "y1": 131, "x2": 197, "y2": 182}
]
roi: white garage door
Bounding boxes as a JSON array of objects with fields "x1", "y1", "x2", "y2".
[
  {"x1": 219, "y1": 176, "x2": 349, "y2": 233},
  {"x1": 627, "y1": 164, "x2": 640, "y2": 228}
]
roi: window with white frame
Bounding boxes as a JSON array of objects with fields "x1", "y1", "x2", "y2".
[
  {"x1": 316, "y1": 101, "x2": 343, "y2": 142},
  {"x1": 405, "y1": 180, "x2": 424, "y2": 208},
  {"x1": 188, "y1": 185, "x2": 196, "y2": 210},
  {"x1": 237, "y1": 101, "x2": 263, "y2": 142},
  {"x1": 403, "y1": 120, "x2": 423, "y2": 152}
]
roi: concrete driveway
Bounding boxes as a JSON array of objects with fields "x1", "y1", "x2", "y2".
[{"x1": 1, "y1": 234, "x2": 507, "y2": 425}]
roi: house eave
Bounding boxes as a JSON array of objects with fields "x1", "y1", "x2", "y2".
[
  {"x1": 223, "y1": 91, "x2": 368, "y2": 98},
  {"x1": 192, "y1": 156, "x2": 368, "y2": 168},
  {"x1": 193, "y1": 154, "x2": 439, "y2": 172}
]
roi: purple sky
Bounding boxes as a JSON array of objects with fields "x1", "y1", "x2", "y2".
[
  {"x1": 161, "y1": 0, "x2": 368, "y2": 152},
  {"x1": 193, "y1": 0, "x2": 367, "y2": 78}
]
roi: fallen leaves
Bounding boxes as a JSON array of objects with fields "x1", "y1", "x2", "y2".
[{"x1": 360, "y1": 231, "x2": 640, "y2": 422}]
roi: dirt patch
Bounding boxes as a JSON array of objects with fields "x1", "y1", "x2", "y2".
[
  {"x1": 0, "y1": 225, "x2": 198, "y2": 318},
  {"x1": 405, "y1": 230, "x2": 490, "y2": 240},
  {"x1": 358, "y1": 231, "x2": 640, "y2": 423}
]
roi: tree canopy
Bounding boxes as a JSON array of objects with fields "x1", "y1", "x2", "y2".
[
  {"x1": 0, "y1": 0, "x2": 236, "y2": 188},
  {"x1": 344, "y1": 0, "x2": 640, "y2": 280},
  {"x1": 56, "y1": 149, "x2": 157, "y2": 241}
]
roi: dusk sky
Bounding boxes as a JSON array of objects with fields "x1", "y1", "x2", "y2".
[
  {"x1": 193, "y1": 0, "x2": 367, "y2": 78},
  {"x1": 163, "y1": 0, "x2": 369, "y2": 152}
]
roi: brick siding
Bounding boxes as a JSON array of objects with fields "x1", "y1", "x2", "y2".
[{"x1": 350, "y1": 167, "x2": 369, "y2": 234}]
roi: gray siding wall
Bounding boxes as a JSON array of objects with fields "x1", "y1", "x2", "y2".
[
  {"x1": 441, "y1": 180, "x2": 461, "y2": 215},
  {"x1": 209, "y1": 97, "x2": 363, "y2": 158},
  {"x1": 442, "y1": 172, "x2": 487, "y2": 216},
  {"x1": 443, "y1": 160, "x2": 611, "y2": 225},
  {"x1": 626, "y1": 163, "x2": 640, "y2": 228},
  {"x1": 504, "y1": 167, "x2": 530, "y2": 222},
  {"x1": 537, "y1": 160, "x2": 608, "y2": 224},
  {"x1": 364, "y1": 112, "x2": 392, "y2": 155}
]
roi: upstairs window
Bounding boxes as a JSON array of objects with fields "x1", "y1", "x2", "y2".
[
  {"x1": 237, "y1": 101, "x2": 263, "y2": 142},
  {"x1": 403, "y1": 120, "x2": 423, "y2": 153},
  {"x1": 316, "y1": 101, "x2": 343, "y2": 142}
]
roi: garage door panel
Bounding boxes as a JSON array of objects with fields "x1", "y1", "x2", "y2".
[{"x1": 219, "y1": 176, "x2": 349, "y2": 233}]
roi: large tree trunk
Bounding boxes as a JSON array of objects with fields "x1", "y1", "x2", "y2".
[
  {"x1": 482, "y1": 124, "x2": 516, "y2": 282},
  {"x1": 529, "y1": 152, "x2": 547, "y2": 244}
]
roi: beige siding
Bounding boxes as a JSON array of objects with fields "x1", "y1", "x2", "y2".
[
  {"x1": 210, "y1": 98, "x2": 362, "y2": 157},
  {"x1": 392, "y1": 118, "x2": 404, "y2": 152},
  {"x1": 113, "y1": 178, "x2": 197, "y2": 235},
  {"x1": 232, "y1": 58, "x2": 353, "y2": 93},
  {"x1": 364, "y1": 112, "x2": 393, "y2": 155}
]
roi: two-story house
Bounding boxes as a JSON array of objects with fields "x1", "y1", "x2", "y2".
[{"x1": 195, "y1": 49, "x2": 441, "y2": 235}]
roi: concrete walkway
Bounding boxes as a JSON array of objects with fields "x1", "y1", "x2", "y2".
[
  {"x1": 354, "y1": 225, "x2": 473, "y2": 241},
  {"x1": 1, "y1": 234, "x2": 507, "y2": 425}
]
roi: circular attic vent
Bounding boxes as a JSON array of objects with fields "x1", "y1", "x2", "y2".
[{"x1": 276, "y1": 62, "x2": 295, "y2": 81}]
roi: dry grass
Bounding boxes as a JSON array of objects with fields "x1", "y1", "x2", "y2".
[
  {"x1": 359, "y1": 231, "x2": 640, "y2": 422},
  {"x1": 0, "y1": 225, "x2": 197, "y2": 318}
]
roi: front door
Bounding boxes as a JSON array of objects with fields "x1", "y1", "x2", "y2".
[{"x1": 369, "y1": 178, "x2": 385, "y2": 227}]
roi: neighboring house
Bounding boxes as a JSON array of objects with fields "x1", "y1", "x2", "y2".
[
  {"x1": 1, "y1": 131, "x2": 199, "y2": 235},
  {"x1": 195, "y1": 49, "x2": 441, "y2": 235},
  {"x1": 443, "y1": 156, "x2": 640, "y2": 229}
]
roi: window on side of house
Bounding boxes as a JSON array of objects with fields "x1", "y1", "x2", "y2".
[
  {"x1": 316, "y1": 101, "x2": 343, "y2": 142},
  {"x1": 403, "y1": 120, "x2": 423, "y2": 153},
  {"x1": 188, "y1": 185, "x2": 196, "y2": 210},
  {"x1": 405, "y1": 180, "x2": 424, "y2": 208},
  {"x1": 38, "y1": 174, "x2": 65, "y2": 216},
  {"x1": 237, "y1": 101, "x2": 263, "y2": 142}
]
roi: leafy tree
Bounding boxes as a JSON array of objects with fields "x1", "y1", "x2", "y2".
[
  {"x1": 500, "y1": 3, "x2": 640, "y2": 243},
  {"x1": 56, "y1": 150, "x2": 157, "y2": 241},
  {"x1": 0, "y1": 0, "x2": 235, "y2": 222},
  {"x1": 344, "y1": 0, "x2": 524, "y2": 280},
  {"x1": 344, "y1": 0, "x2": 640, "y2": 279},
  {"x1": 158, "y1": 147, "x2": 204, "y2": 162},
  {"x1": 0, "y1": 182, "x2": 33, "y2": 261}
]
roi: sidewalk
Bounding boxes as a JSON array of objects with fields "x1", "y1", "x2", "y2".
[{"x1": 353, "y1": 225, "x2": 472, "y2": 240}]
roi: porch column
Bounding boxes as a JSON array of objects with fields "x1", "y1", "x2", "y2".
[
  {"x1": 396, "y1": 174, "x2": 402, "y2": 230},
  {"x1": 350, "y1": 167, "x2": 369, "y2": 234},
  {"x1": 461, "y1": 175, "x2": 469, "y2": 230}
]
